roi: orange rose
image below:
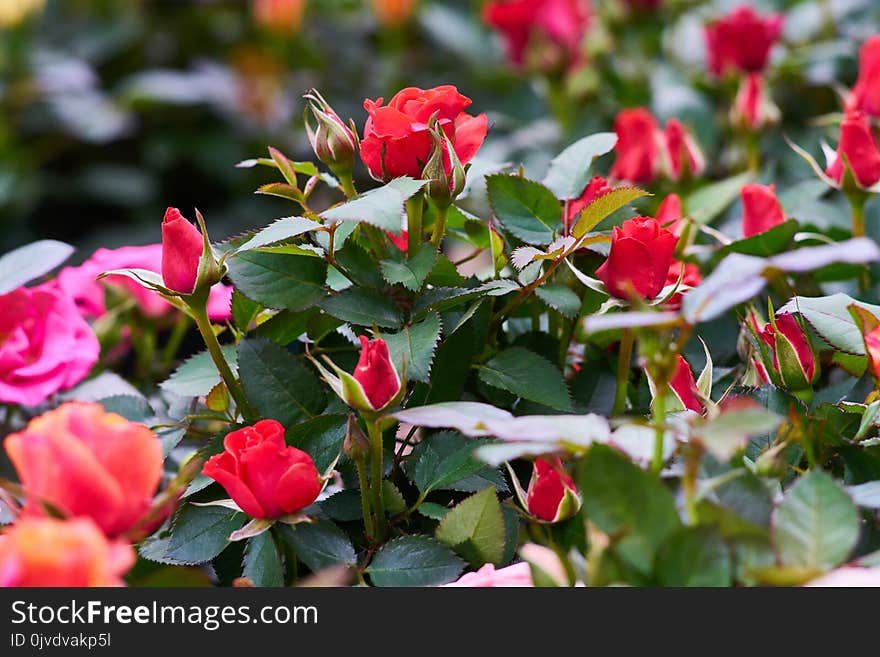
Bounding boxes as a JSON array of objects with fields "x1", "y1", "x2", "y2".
[
  {"x1": 4, "y1": 402, "x2": 163, "y2": 537},
  {"x1": 0, "y1": 518, "x2": 134, "y2": 587}
]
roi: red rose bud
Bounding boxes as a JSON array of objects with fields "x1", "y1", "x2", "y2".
[
  {"x1": 704, "y1": 6, "x2": 783, "y2": 77},
  {"x1": 482, "y1": 0, "x2": 591, "y2": 72},
  {"x1": 202, "y1": 420, "x2": 322, "y2": 519},
  {"x1": 826, "y1": 111, "x2": 880, "y2": 189},
  {"x1": 661, "y1": 119, "x2": 705, "y2": 181},
  {"x1": 610, "y1": 108, "x2": 659, "y2": 183},
  {"x1": 731, "y1": 73, "x2": 779, "y2": 131},
  {"x1": 596, "y1": 216, "x2": 677, "y2": 300},
  {"x1": 421, "y1": 118, "x2": 467, "y2": 208},
  {"x1": 741, "y1": 183, "x2": 786, "y2": 238},
  {"x1": 161, "y1": 207, "x2": 220, "y2": 295},
  {"x1": 655, "y1": 193, "x2": 684, "y2": 235},
  {"x1": 565, "y1": 175, "x2": 612, "y2": 229},
  {"x1": 668, "y1": 355, "x2": 703, "y2": 412},
  {"x1": 371, "y1": 0, "x2": 417, "y2": 27},
  {"x1": 846, "y1": 36, "x2": 880, "y2": 118},
  {"x1": 664, "y1": 260, "x2": 701, "y2": 310},
  {"x1": 387, "y1": 229, "x2": 408, "y2": 252},
  {"x1": 525, "y1": 458, "x2": 581, "y2": 523},
  {"x1": 304, "y1": 89, "x2": 358, "y2": 178},
  {"x1": 865, "y1": 324, "x2": 880, "y2": 379},
  {"x1": 353, "y1": 336, "x2": 402, "y2": 411},
  {"x1": 756, "y1": 312, "x2": 818, "y2": 391},
  {"x1": 360, "y1": 85, "x2": 487, "y2": 182}
]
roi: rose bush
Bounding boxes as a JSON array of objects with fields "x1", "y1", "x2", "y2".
[{"x1": 4, "y1": 2, "x2": 880, "y2": 590}]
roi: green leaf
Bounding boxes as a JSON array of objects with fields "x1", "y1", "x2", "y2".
[
  {"x1": 542, "y1": 132, "x2": 617, "y2": 200},
  {"x1": 486, "y1": 174, "x2": 562, "y2": 246},
  {"x1": 686, "y1": 171, "x2": 753, "y2": 225},
  {"x1": 319, "y1": 286, "x2": 402, "y2": 328},
  {"x1": 160, "y1": 346, "x2": 238, "y2": 397},
  {"x1": 236, "y1": 216, "x2": 323, "y2": 252},
  {"x1": 681, "y1": 253, "x2": 767, "y2": 324},
  {"x1": 321, "y1": 177, "x2": 426, "y2": 231},
  {"x1": 418, "y1": 502, "x2": 451, "y2": 520},
  {"x1": 383, "y1": 312, "x2": 442, "y2": 383},
  {"x1": 694, "y1": 406, "x2": 782, "y2": 462},
  {"x1": 435, "y1": 487, "x2": 505, "y2": 566},
  {"x1": 383, "y1": 481, "x2": 407, "y2": 516},
  {"x1": 379, "y1": 244, "x2": 437, "y2": 291},
  {"x1": 238, "y1": 338, "x2": 326, "y2": 427},
  {"x1": 227, "y1": 251, "x2": 327, "y2": 312},
  {"x1": 772, "y1": 470, "x2": 860, "y2": 571},
  {"x1": 366, "y1": 536, "x2": 464, "y2": 586},
  {"x1": 97, "y1": 395, "x2": 153, "y2": 422},
  {"x1": 254, "y1": 308, "x2": 319, "y2": 345},
  {"x1": 571, "y1": 186, "x2": 650, "y2": 238},
  {"x1": 242, "y1": 531, "x2": 284, "y2": 587},
  {"x1": 0, "y1": 239, "x2": 74, "y2": 295},
  {"x1": 279, "y1": 521, "x2": 356, "y2": 572},
  {"x1": 478, "y1": 347, "x2": 572, "y2": 411},
  {"x1": 535, "y1": 284, "x2": 581, "y2": 319},
  {"x1": 579, "y1": 444, "x2": 681, "y2": 575},
  {"x1": 718, "y1": 220, "x2": 799, "y2": 258},
  {"x1": 165, "y1": 505, "x2": 245, "y2": 565},
  {"x1": 231, "y1": 289, "x2": 262, "y2": 331},
  {"x1": 779, "y1": 294, "x2": 880, "y2": 356},
  {"x1": 404, "y1": 431, "x2": 499, "y2": 494},
  {"x1": 286, "y1": 414, "x2": 347, "y2": 473},
  {"x1": 655, "y1": 527, "x2": 732, "y2": 587}
]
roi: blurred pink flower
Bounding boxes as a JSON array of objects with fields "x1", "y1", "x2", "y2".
[
  {"x1": 805, "y1": 567, "x2": 880, "y2": 587},
  {"x1": 444, "y1": 562, "x2": 533, "y2": 587}
]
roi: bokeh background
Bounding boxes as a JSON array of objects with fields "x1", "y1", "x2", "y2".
[{"x1": 3, "y1": 0, "x2": 880, "y2": 258}]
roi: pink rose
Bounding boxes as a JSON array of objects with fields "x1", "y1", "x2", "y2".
[
  {"x1": 0, "y1": 282, "x2": 99, "y2": 406},
  {"x1": 443, "y1": 562, "x2": 534, "y2": 587}
]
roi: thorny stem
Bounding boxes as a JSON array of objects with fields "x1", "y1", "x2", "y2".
[
  {"x1": 650, "y1": 388, "x2": 667, "y2": 475},
  {"x1": 192, "y1": 304, "x2": 256, "y2": 423},
  {"x1": 354, "y1": 452, "x2": 375, "y2": 541},
  {"x1": 339, "y1": 173, "x2": 358, "y2": 201},
  {"x1": 430, "y1": 203, "x2": 449, "y2": 249}
]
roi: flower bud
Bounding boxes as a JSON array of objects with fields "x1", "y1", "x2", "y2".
[
  {"x1": 565, "y1": 175, "x2": 612, "y2": 230},
  {"x1": 610, "y1": 108, "x2": 659, "y2": 183},
  {"x1": 661, "y1": 119, "x2": 705, "y2": 182},
  {"x1": 741, "y1": 183, "x2": 786, "y2": 238},
  {"x1": 343, "y1": 415, "x2": 370, "y2": 461},
  {"x1": 668, "y1": 355, "x2": 703, "y2": 412},
  {"x1": 422, "y1": 118, "x2": 466, "y2": 209},
  {"x1": 525, "y1": 458, "x2": 581, "y2": 523},
  {"x1": 825, "y1": 111, "x2": 880, "y2": 190},
  {"x1": 161, "y1": 207, "x2": 222, "y2": 296},
  {"x1": 304, "y1": 89, "x2": 358, "y2": 179},
  {"x1": 353, "y1": 336, "x2": 403, "y2": 411},
  {"x1": 595, "y1": 216, "x2": 678, "y2": 300},
  {"x1": 731, "y1": 73, "x2": 779, "y2": 132},
  {"x1": 846, "y1": 35, "x2": 880, "y2": 118},
  {"x1": 655, "y1": 193, "x2": 684, "y2": 235},
  {"x1": 749, "y1": 310, "x2": 818, "y2": 391}
]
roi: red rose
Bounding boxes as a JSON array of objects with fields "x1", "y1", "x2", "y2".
[
  {"x1": 662, "y1": 119, "x2": 705, "y2": 181},
  {"x1": 668, "y1": 355, "x2": 703, "y2": 412},
  {"x1": 526, "y1": 458, "x2": 581, "y2": 522},
  {"x1": 704, "y1": 6, "x2": 783, "y2": 77},
  {"x1": 483, "y1": 0, "x2": 591, "y2": 70},
  {"x1": 847, "y1": 36, "x2": 880, "y2": 118},
  {"x1": 596, "y1": 216, "x2": 677, "y2": 300},
  {"x1": 610, "y1": 108, "x2": 659, "y2": 183},
  {"x1": 664, "y1": 260, "x2": 701, "y2": 310},
  {"x1": 0, "y1": 518, "x2": 135, "y2": 587},
  {"x1": 161, "y1": 207, "x2": 204, "y2": 294},
  {"x1": 753, "y1": 312, "x2": 818, "y2": 390},
  {"x1": 826, "y1": 111, "x2": 880, "y2": 189},
  {"x1": 655, "y1": 193, "x2": 684, "y2": 235},
  {"x1": 741, "y1": 183, "x2": 786, "y2": 238},
  {"x1": 359, "y1": 85, "x2": 487, "y2": 182},
  {"x1": 202, "y1": 420, "x2": 322, "y2": 519},
  {"x1": 731, "y1": 73, "x2": 778, "y2": 131},
  {"x1": 565, "y1": 175, "x2": 612, "y2": 229},
  {"x1": 353, "y1": 336, "x2": 401, "y2": 411},
  {"x1": 4, "y1": 402, "x2": 163, "y2": 537}
]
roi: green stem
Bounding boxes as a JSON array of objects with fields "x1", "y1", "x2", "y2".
[
  {"x1": 682, "y1": 444, "x2": 701, "y2": 525},
  {"x1": 430, "y1": 203, "x2": 449, "y2": 249},
  {"x1": 650, "y1": 388, "x2": 666, "y2": 475},
  {"x1": 850, "y1": 195, "x2": 866, "y2": 238},
  {"x1": 744, "y1": 132, "x2": 761, "y2": 173},
  {"x1": 339, "y1": 173, "x2": 358, "y2": 201},
  {"x1": 354, "y1": 453, "x2": 375, "y2": 541},
  {"x1": 405, "y1": 195, "x2": 424, "y2": 257},
  {"x1": 613, "y1": 330, "x2": 634, "y2": 416},
  {"x1": 192, "y1": 305, "x2": 256, "y2": 423},
  {"x1": 367, "y1": 419, "x2": 387, "y2": 541},
  {"x1": 545, "y1": 528, "x2": 577, "y2": 587}
]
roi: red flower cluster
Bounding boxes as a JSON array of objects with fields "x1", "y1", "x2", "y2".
[{"x1": 610, "y1": 108, "x2": 704, "y2": 183}]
